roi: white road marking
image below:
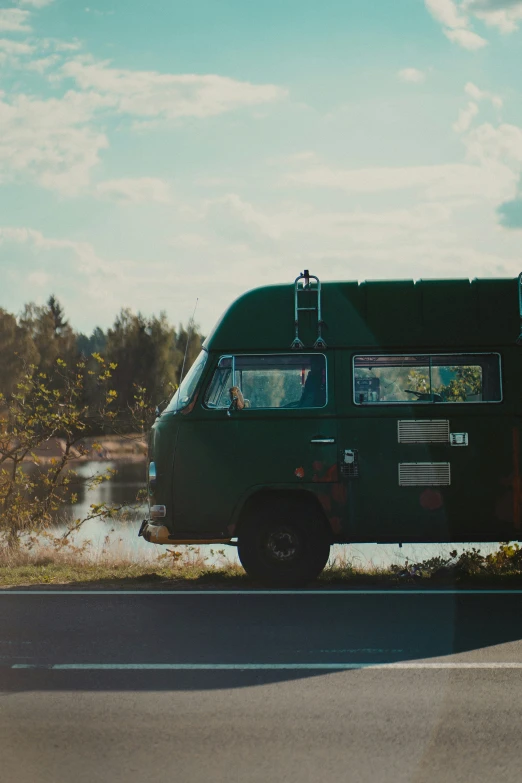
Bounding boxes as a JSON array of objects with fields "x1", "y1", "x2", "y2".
[
  {"x1": 10, "y1": 662, "x2": 522, "y2": 670},
  {"x1": 315, "y1": 648, "x2": 406, "y2": 654},
  {"x1": 2, "y1": 589, "x2": 522, "y2": 596}
]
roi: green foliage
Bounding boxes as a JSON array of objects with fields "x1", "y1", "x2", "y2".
[
  {"x1": 1, "y1": 299, "x2": 203, "y2": 434},
  {"x1": 391, "y1": 543, "x2": 522, "y2": 580},
  {"x1": 438, "y1": 365, "x2": 482, "y2": 402},
  {"x1": 0, "y1": 308, "x2": 38, "y2": 397},
  {"x1": 407, "y1": 369, "x2": 430, "y2": 395},
  {"x1": 104, "y1": 309, "x2": 182, "y2": 413},
  {"x1": 0, "y1": 356, "x2": 122, "y2": 548},
  {"x1": 77, "y1": 326, "x2": 107, "y2": 357},
  {"x1": 19, "y1": 297, "x2": 77, "y2": 374},
  {"x1": 407, "y1": 365, "x2": 482, "y2": 402},
  {"x1": 0, "y1": 296, "x2": 204, "y2": 547}
]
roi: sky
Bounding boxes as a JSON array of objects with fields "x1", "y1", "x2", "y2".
[{"x1": 0, "y1": 0, "x2": 521, "y2": 335}]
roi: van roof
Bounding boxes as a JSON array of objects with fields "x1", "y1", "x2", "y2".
[{"x1": 204, "y1": 277, "x2": 520, "y2": 352}]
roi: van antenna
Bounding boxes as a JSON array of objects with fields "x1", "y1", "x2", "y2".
[
  {"x1": 176, "y1": 297, "x2": 199, "y2": 413},
  {"x1": 177, "y1": 298, "x2": 199, "y2": 410}
]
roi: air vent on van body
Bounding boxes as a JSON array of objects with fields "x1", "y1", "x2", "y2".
[
  {"x1": 397, "y1": 419, "x2": 450, "y2": 444},
  {"x1": 398, "y1": 462, "x2": 451, "y2": 487}
]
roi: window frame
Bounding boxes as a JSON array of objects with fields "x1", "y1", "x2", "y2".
[
  {"x1": 352, "y1": 351, "x2": 503, "y2": 406},
  {"x1": 203, "y1": 352, "x2": 329, "y2": 411}
]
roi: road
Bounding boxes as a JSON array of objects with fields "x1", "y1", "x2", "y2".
[{"x1": 2, "y1": 588, "x2": 522, "y2": 782}]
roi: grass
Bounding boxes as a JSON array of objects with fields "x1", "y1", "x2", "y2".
[
  {"x1": 0, "y1": 562, "x2": 249, "y2": 588},
  {"x1": 2, "y1": 543, "x2": 522, "y2": 589},
  {"x1": 0, "y1": 543, "x2": 247, "y2": 588}
]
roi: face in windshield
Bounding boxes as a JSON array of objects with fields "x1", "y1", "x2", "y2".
[{"x1": 165, "y1": 350, "x2": 208, "y2": 412}]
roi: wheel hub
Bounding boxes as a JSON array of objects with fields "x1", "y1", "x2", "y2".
[{"x1": 265, "y1": 528, "x2": 300, "y2": 562}]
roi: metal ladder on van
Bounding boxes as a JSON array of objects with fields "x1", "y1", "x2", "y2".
[{"x1": 291, "y1": 270, "x2": 327, "y2": 350}]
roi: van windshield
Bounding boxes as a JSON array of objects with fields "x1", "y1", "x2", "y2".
[{"x1": 165, "y1": 350, "x2": 208, "y2": 412}]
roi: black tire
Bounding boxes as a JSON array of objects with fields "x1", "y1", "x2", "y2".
[{"x1": 237, "y1": 500, "x2": 331, "y2": 587}]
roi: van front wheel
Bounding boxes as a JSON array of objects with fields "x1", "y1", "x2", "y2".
[{"x1": 237, "y1": 503, "x2": 331, "y2": 588}]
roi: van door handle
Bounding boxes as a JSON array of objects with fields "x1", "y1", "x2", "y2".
[{"x1": 310, "y1": 437, "x2": 336, "y2": 444}]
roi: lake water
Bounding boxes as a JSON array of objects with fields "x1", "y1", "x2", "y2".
[
  {"x1": 51, "y1": 461, "x2": 153, "y2": 561},
  {"x1": 53, "y1": 461, "x2": 504, "y2": 569}
]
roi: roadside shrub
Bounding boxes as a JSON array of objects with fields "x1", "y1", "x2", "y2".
[
  {"x1": 392, "y1": 543, "x2": 522, "y2": 581},
  {"x1": 0, "y1": 356, "x2": 146, "y2": 549}
]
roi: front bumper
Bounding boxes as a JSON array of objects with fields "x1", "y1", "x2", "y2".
[{"x1": 138, "y1": 520, "x2": 231, "y2": 546}]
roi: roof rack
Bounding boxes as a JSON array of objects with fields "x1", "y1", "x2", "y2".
[{"x1": 291, "y1": 270, "x2": 327, "y2": 350}]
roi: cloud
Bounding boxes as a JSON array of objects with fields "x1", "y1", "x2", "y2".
[
  {"x1": 453, "y1": 82, "x2": 503, "y2": 136},
  {"x1": 25, "y1": 54, "x2": 61, "y2": 72},
  {"x1": 424, "y1": 0, "x2": 489, "y2": 49},
  {"x1": 498, "y1": 196, "x2": 522, "y2": 227},
  {"x1": 285, "y1": 118, "x2": 522, "y2": 209},
  {"x1": 0, "y1": 37, "x2": 34, "y2": 54},
  {"x1": 444, "y1": 27, "x2": 489, "y2": 47},
  {"x1": 465, "y1": 81, "x2": 502, "y2": 107},
  {"x1": 495, "y1": 149, "x2": 522, "y2": 229},
  {"x1": 473, "y1": 10, "x2": 521, "y2": 30},
  {"x1": 0, "y1": 91, "x2": 110, "y2": 194},
  {"x1": 0, "y1": 9, "x2": 31, "y2": 32},
  {"x1": 27, "y1": 270, "x2": 50, "y2": 287},
  {"x1": 452, "y1": 83, "x2": 503, "y2": 136},
  {"x1": 58, "y1": 58, "x2": 288, "y2": 120},
  {"x1": 0, "y1": 29, "x2": 77, "y2": 71},
  {"x1": 464, "y1": 0, "x2": 522, "y2": 33},
  {"x1": 425, "y1": 0, "x2": 468, "y2": 28},
  {"x1": 0, "y1": 49, "x2": 287, "y2": 194},
  {"x1": 44, "y1": 38, "x2": 82, "y2": 52},
  {"x1": 0, "y1": 225, "x2": 106, "y2": 274},
  {"x1": 0, "y1": 225, "x2": 126, "y2": 327},
  {"x1": 184, "y1": 189, "x2": 521, "y2": 303},
  {"x1": 96, "y1": 177, "x2": 173, "y2": 204},
  {"x1": 453, "y1": 101, "x2": 479, "y2": 132},
  {"x1": 466, "y1": 0, "x2": 522, "y2": 6},
  {"x1": 84, "y1": 7, "x2": 115, "y2": 16},
  {"x1": 204, "y1": 195, "x2": 452, "y2": 242},
  {"x1": 398, "y1": 68, "x2": 426, "y2": 83},
  {"x1": 285, "y1": 161, "x2": 516, "y2": 202},
  {"x1": 170, "y1": 233, "x2": 210, "y2": 249},
  {"x1": 464, "y1": 122, "x2": 522, "y2": 165},
  {"x1": 0, "y1": 224, "x2": 220, "y2": 334},
  {"x1": 204, "y1": 193, "x2": 283, "y2": 240},
  {"x1": 16, "y1": 0, "x2": 54, "y2": 6}
]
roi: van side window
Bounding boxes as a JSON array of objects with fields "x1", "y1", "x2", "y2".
[
  {"x1": 205, "y1": 354, "x2": 327, "y2": 409},
  {"x1": 353, "y1": 354, "x2": 502, "y2": 404}
]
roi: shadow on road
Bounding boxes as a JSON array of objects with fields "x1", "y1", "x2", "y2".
[{"x1": 2, "y1": 592, "x2": 522, "y2": 693}]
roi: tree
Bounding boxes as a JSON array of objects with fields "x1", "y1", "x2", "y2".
[
  {"x1": 105, "y1": 309, "x2": 183, "y2": 412},
  {"x1": 407, "y1": 365, "x2": 482, "y2": 402},
  {"x1": 0, "y1": 309, "x2": 38, "y2": 397},
  {"x1": 438, "y1": 366, "x2": 482, "y2": 402},
  {"x1": 19, "y1": 297, "x2": 77, "y2": 373},
  {"x1": 47, "y1": 295, "x2": 69, "y2": 336},
  {"x1": 77, "y1": 327, "x2": 107, "y2": 358},
  {"x1": 0, "y1": 356, "x2": 121, "y2": 549}
]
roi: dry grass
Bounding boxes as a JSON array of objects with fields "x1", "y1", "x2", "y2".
[
  {"x1": 2, "y1": 541, "x2": 522, "y2": 589},
  {"x1": 0, "y1": 541, "x2": 247, "y2": 588}
]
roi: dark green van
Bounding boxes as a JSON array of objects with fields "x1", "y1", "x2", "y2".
[{"x1": 139, "y1": 271, "x2": 522, "y2": 586}]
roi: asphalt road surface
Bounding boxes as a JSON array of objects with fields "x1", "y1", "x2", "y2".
[{"x1": 2, "y1": 588, "x2": 522, "y2": 783}]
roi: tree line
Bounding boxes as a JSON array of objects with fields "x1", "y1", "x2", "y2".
[{"x1": 0, "y1": 295, "x2": 204, "y2": 430}]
